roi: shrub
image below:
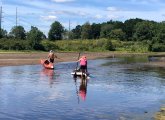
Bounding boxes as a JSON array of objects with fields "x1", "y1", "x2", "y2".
[{"x1": 151, "y1": 43, "x2": 165, "y2": 52}]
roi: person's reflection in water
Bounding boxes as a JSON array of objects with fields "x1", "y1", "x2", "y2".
[
  {"x1": 41, "y1": 69, "x2": 55, "y2": 87},
  {"x1": 79, "y1": 77, "x2": 88, "y2": 101},
  {"x1": 74, "y1": 76, "x2": 88, "y2": 102}
]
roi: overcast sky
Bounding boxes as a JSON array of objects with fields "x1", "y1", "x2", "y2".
[{"x1": 1, "y1": 0, "x2": 165, "y2": 35}]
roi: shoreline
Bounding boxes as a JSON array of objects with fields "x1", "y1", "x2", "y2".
[
  {"x1": 0, "y1": 52, "x2": 165, "y2": 67},
  {"x1": 0, "y1": 52, "x2": 110, "y2": 67}
]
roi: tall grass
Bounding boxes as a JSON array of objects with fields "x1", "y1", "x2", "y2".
[
  {"x1": 41, "y1": 39, "x2": 111, "y2": 52},
  {"x1": 112, "y1": 40, "x2": 149, "y2": 52},
  {"x1": 41, "y1": 39, "x2": 149, "y2": 52}
]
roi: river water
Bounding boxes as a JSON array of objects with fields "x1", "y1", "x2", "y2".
[{"x1": 0, "y1": 56, "x2": 165, "y2": 120}]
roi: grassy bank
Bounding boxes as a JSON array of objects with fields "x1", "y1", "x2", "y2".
[
  {"x1": 41, "y1": 39, "x2": 149, "y2": 53},
  {"x1": 0, "y1": 38, "x2": 163, "y2": 54}
]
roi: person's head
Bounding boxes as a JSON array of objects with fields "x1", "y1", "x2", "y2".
[
  {"x1": 49, "y1": 50, "x2": 53, "y2": 53},
  {"x1": 82, "y1": 56, "x2": 86, "y2": 59}
]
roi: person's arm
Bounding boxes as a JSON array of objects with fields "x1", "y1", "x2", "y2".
[
  {"x1": 54, "y1": 54, "x2": 57, "y2": 58},
  {"x1": 54, "y1": 54, "x2": 64, "y2": 60},
  {"x1": 48, "y1": 54, "x2": 50, "y2": 58},
  {"x1": 55, "y1": 55, "x2": 61, "y2": 59},
  {"x1": 77, "y1": 58, "x2": 82, "y2": 62}
]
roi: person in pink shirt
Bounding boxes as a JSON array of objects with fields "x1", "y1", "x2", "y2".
[{"x1": 78, "y1": 55, "x2": 88, "y2": 73}]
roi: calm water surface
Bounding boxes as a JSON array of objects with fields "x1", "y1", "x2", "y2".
[{"x1": 0, "y1": 56, "x2": 165, "y2": 120}]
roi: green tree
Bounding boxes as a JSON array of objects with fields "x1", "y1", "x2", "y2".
[
  {"x1": 154, "y1": 22, "x2": 165, "y2": 43},
  {"x1": 91, "y1": 23, "x2": 101, "y2": 39},
  {"x1": 48, "y1": 21, "x2": 64, "y2": 40},
  {"x1": 27, "y1": 26, "x2": 45, "y2": 49},
  {"x1": 0, "y1": 29, "x2": 7, "y2": 38},
  {"x1": 71, "y1": 25, "x2": 81, "y2": 39},
  {"x1": 124, "y1": 18, "x2": 144, "y2": 40},
  {"x1": 100, "y1": 24, "x2": 114, "y2": 38},
  {"x1": 109, "y1": 29, "x2": 126, "y2": 40},
  {"x1": 9, "y1": 26, "x2": 26, "y2": 39},
  {"x1": 107, "y1": 20, "x2": 124, "y2": 30},
  {"x1": 133, "y1": 21, "x2": 155, "y2": 41},
  {"x1": 81, "y1": 22, "x2": 92, "y2": 39}
]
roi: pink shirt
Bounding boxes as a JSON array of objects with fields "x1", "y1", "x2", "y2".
[{"x1": 80, "y1": 58, "x2": 87, "y2": 66}]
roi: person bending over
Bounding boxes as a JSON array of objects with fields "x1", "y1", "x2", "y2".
[{"x1": 47, "y1": 50, "x2": 58, "y2": 63}]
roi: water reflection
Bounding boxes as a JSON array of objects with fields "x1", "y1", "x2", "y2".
[
  {"x1": 101, "y1": 55, "x2": 148, "y2": 66},
  {"x1": 79, "y1": 78, "x2": 88, "y2": 101},
  {"x1": 73, "y1": 76, "x2": 88, "y2": 103},
  {"x1": 40, "y1": 68, "x2": 56, "y2": 87},
  {"x1": 1, "y1": 57, "x2": 165, "y2": 120},
  {"x1": 148, "y1": 55, "x2": 165, "y2": 62}
]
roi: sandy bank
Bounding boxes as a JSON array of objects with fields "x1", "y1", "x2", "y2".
[{"x1": 0, "y1": 52, "x2": 165, "y2": 67}]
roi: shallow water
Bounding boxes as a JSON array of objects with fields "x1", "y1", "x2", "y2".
[{"x1": 0, "y1": 56, "x2": 165, "y2": 120}]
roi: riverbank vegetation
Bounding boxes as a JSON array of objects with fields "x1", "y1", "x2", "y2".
[
  {"x1": 41, "y1": 39, "x2": 149, "y2": 52},
  {"x1": 0, "y1": 18, "x2": 165, "y2": 52}
]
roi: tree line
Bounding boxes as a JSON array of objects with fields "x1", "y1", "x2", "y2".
[{"x1": 0, "y1": 18, "x2": 165, "y2": 52}]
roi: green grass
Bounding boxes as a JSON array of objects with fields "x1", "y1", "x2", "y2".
[
  {"x1": 41, "y1": 39, "x2": 149, "y2": 53},
  {"x1": 0, "y1": 38, "x2": 151, "y2": 53}
]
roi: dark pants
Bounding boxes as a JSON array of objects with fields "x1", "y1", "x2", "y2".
[
  {"x1": 50, "y1": 58, "x2": 54, "y2": 63},
  {"x1": 80, "y1": 65, "x2": 87, "y2": 73}
]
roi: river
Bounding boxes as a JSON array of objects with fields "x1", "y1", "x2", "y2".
[{"x1": 0, "y1": 55, "x2": 165, "y2": 120}]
